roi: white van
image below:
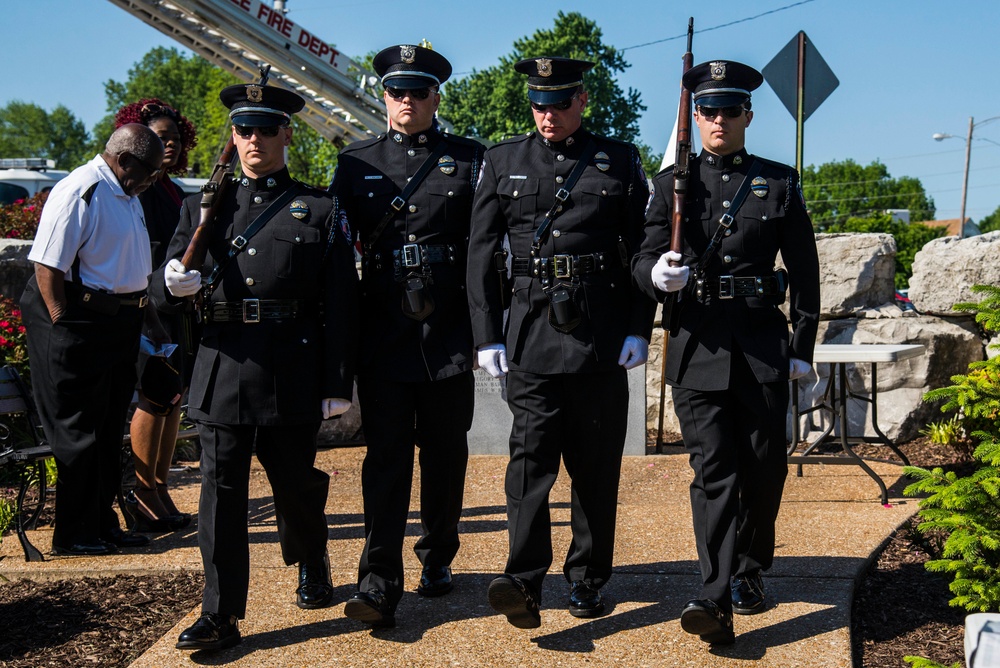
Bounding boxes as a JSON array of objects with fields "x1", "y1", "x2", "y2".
[{"x1": 0, "y1": 158, "x2": 70, "y2": 204}]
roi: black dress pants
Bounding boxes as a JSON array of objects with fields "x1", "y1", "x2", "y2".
[
  {"x1": 196, "y1": 421, "x2": 328, "y2": 618},
  {"x1": 671, "y1": 351, "x2": 789, "y2": 613},
  {"x1": 20, "y1": 277, "x2": 142, "y2": 548},
  {"x1": 503, "y1": 368, "x2": 628, "y2": 602},
  {"x1": 355, "y1": 371, "x2": 473, "y2": 609}
]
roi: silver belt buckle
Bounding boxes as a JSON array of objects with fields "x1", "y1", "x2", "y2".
[
  {"x1": 718, "y1": 275, "x2": 735, "y2": 299},
  {"x1": 243, "y1": 298, "x2": 261, "y2": 323},
  {"x1": 553, "y1": 254, "x2": 572, "y2": 279},
  {"x1": 402, "y1": 244, "x2": 421, "y2": 268}
]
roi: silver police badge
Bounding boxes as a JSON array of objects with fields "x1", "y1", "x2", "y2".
[
  {"x1": 751, "y1": 176, "x2": 769, "y2": 198},
  {"x1": 438, "y1": 155, "x2": 456, "y2": 175},
  {"x1": 536, "y1": 58, "x2": 553, "y2": 77},
  {"x1": 710, "y1": 62, "x2": 727, "y2": 81},
  {"x1": 247, "y1": 84, "x2": 263, "y2": 102},
  {"x1": 289, "y1": 200, "x2": 309, "y2": 220},
  {"x1": 400, "y1": 45, "x2": 416, "y2": 64},
  {"x1": 594, "y1": 151, "x2": 611, "y2": 172}
]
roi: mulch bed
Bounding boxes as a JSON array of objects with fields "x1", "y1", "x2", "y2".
[{"x1": 0, "y1": 436, "x2": 976, "y2": 667}]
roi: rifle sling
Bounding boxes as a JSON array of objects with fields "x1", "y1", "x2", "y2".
[
  {"x1": 531, "y1": 139, "x2": 597, "y2": 252},
  {"x1": 696, "y1": 158, "x2": 763, "y2": 273},
  {"x1": 203, "y1": 186, "x2": 299, "y2": 292},
  {"x1": 364, "y1": 141, "x2": 447, "y2": 254}
]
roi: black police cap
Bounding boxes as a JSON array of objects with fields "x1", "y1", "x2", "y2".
[
  {"x1": 682, "y1": 60, "x2": 763, "y2": 108},
  {"x1": 219, "y1": 82, "x2": 305, "y2": 128},
  {"x1": 373, "y1": 44, "x2": 452, "y2": 90},
  {"x1": 514, "y1": 56, "x2": 594, "y2": 104}
]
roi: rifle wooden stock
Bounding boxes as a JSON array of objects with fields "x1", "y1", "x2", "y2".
[
  {"x1": 180, "y1": 137, "x2": 238, "y2": 272},
  {"x1": 662, "y1": 18, "x2": 695, "y2": 336}
]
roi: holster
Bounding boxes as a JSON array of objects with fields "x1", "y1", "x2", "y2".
[
  {"x1": 401, "y1": 273, "x2": 435, "y2": 321},
  {"x1": 545, "y1": 282, "x2": 581, "y2": 333}
]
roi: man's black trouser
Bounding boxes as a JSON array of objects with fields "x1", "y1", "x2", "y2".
[
  {"x1": 20, "y1": 276, "x2": 142, "y2": 548},
  {"x1": 355, "y1": 371, "x2": 473, "y2": 609}
]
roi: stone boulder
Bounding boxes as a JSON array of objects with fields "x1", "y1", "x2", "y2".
[
  {"x1": 810, "y1": 233, "x2": 896, "y2": 318},
  {"x1": 909, "y1": 231, "x2": 1000, "y2": 316},
  {"x1": 793, "y1": 315, "x2": 984, "y2": 444},
  {"x1": 0, "y1": 240, "x2": 32, "y2": 302}
]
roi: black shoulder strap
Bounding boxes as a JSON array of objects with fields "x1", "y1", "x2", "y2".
[
  {"x1": 531, "y1": 139, "x2": 597, "y2": 252},
  {"x1": 364, "y1": 141, "x2": 448, "y2": 254},
  {"x1": 203, "y1": 186, "x2": 298, "y2": 291},
  {"x1": 696, "y1": 158, "x2": 763, "y2": 272}
]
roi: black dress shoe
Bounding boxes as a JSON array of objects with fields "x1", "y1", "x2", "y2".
[
  {"x1": 417, "y1": 566, "x2": 453, "y2": 597},
  {"x1": 680, "y1": 599, "x2": 735, "y2": 645},
  {"x1": 731, "y1": 572, "x2": 766, "y2": 615},
  {"x1": 568, "y1": 580, "x2": 606, "y2": 618},
  {"x1": 344, "y1": 589, "x2": 395, "y2": 628},
  {"x1": 100, "y1": 527, "x2": 151, "y2": 549},
  {"x1": 297, "y1": 555, "x2": 334, "y2": 609},
  {"x1": 176, "y1": 612, "x2": 241, "y2": 651},
  {"x1": 487, "y1": 574, "x2": 541, "y2": 629},
  {"x1": 51, "y1": 541, "x2": 114, "y2": 556}
]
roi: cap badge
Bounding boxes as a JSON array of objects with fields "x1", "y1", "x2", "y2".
[
  {"x1": 400, "y1": 45, "x2": 416, "y2": 64},
  {"x1": 594, "y1": 151, "x2": 611, "y2": 172},
  {"x1": 751, "y1": 176, "x2": 769, "y2": 198},
  {"x1": 247, "y1": 85, "x2": 263, "y2": 102},
  {"x1": 289, "y1": 200, "x2": 310, "y2": 220},
  {"x1": 710, "y1": 62, "x2": 727, "y2": 81},
  {"x1": 438, "y1": 155, "x2": 456, "y2": 175},
  {"x1": 536, "y1": 58, "x2": 553, "y2": 77}
]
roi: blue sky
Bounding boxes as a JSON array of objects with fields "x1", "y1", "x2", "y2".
[{"x1": 4, "y1": 0, "x2": 1000, "y2": 223}]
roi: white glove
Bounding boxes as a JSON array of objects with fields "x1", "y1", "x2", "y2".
[
  {"x1": 164, "y1": 259, "x2": 202, "y2": 297},
  {"x1": 477, "y1": 344, "x2": 508, "y2": 379},
  {"x1": 651, "y1": 250, "x2": 690, "y2": 293},
  {"x1": 322, "y1": 398, "x2": 351, "y2": 419},
  {"x1": 618, "y1": 335, "x2": 649, "y2": 370},
  {"x1": 789, "y1": 357, "x2": 812, "y2": 380}
]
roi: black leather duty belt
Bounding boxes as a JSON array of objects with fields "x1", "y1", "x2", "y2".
[
  {"x1": 205, "y1": 299, "x2": 313, "y2": 323},
  {"x1": 714, "y1": 274, "x2": 785, "y2": 299},
  {"x1": 392, "y1": 243, "x2": 457, "y2": 269},
  {"x1": 511, "y1": 253, "x2": 607, "y2": 279}
]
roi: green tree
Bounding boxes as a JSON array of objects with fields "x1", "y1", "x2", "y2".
[
  {"x1": 979, "y1": 204, "x2": 1000, "y2": 233},
  {"x1": 802, "y1": 159, "x2": 935, "y2": 230},
  {"x1": 0, "y1": 101, "x2": 90, "y2": 170},
  {"x1": 439, "y1": 12, "x2": 646, "y2": 148}
]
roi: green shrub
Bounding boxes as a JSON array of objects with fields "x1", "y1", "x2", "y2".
[
  {"x1": 903, "y1": 658, "x2": 961, "y2": 668},
  {"x1": 919, "y1": 415, "x2": 964, "y2": 446},
  {"x1": 904, "y1": 285, "x2": 1000, "y2": 612}
]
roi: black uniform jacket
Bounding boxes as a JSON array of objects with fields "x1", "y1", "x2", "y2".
[
  {"x1": 142, "y1": 177, "x2": 186, "y2": 271},
  {"x1": 632, "y1": 148, "x2": 820, "y2": 391},
  {"x1": 468, "y1": 129, "x2": 655, "y2": 374},
  {"x1": 331, "y1": 127, "x2": 484, "y2": 383},
  {"x1": 150, "y1": 168, "x2": 359, "y2": 425}
]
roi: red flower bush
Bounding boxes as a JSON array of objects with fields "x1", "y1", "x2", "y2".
[
  {"x1": 0, "y1": 296, "x2": 29, "y2": 378},
  {"x1": 0, "y1": 191, "x2": 47, "y2": 240}
]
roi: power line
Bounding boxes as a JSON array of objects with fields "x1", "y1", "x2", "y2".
[{"x1": 621, "y1": 0, "x2": 818, "y2": 51}]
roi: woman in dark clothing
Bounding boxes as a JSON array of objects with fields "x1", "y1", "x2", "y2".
[{"x1": 114, "y1": 99, "x2": 198, "y2": 531}]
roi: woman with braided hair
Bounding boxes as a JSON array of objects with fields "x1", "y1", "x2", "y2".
[{"x1": 114, "y1": 98, "x2": 198, "y2": 532}]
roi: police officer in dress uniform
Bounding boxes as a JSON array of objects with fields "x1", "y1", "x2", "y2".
[
  {"x1": 155, "y1": 78, "x2": 359, "y2": 652},
  {"x1": 632, "y1": 60, "x2": 820, "y2": 645},
  {"x1": 468, "y1": 57, "x2": 655, "y2": 628},
  {"x1": 330, "y1": 44, "x2": 485, "y2": 628}
]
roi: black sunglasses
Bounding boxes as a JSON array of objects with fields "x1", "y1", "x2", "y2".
[
  {"x1": 530, "y1": 95, "x2": 579, "y2": 114},
  {"x1": 385, "y1": 86, "x2": 434, "y2": 101},
  {"x1": 697, "y1": 105, "x2": 746, "y2": 119},
  {"x1": 124, "y1": 152, "x2": 162, "y2": 178},
  {"x1": 234, "y1": 125, "x2": 284, "y2": 138}
]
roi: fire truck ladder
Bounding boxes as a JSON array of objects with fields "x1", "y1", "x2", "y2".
[{"x1": 106, "y1": 0, "x2": 387, "y2": 146}]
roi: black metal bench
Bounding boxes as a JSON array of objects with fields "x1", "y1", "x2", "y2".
[
  {"x1": 1, "y1": 365, "x2": 200, "y2": 561},
  {"x1": 0, "y1": 364, "x2": 54, "y2": 562}
]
